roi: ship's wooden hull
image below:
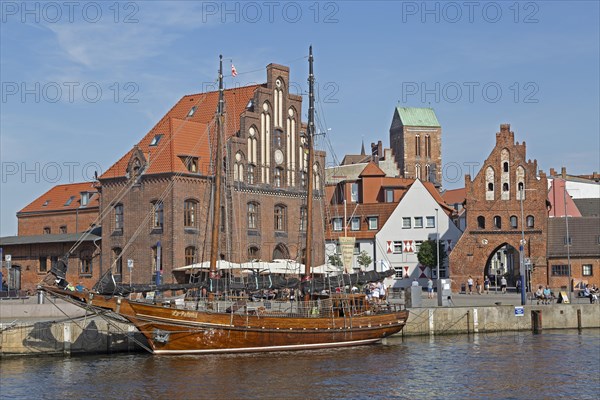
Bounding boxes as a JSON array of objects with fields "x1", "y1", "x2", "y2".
[
  {"x1": 42, "y1": 286, "x2": 409, "y2": 355},
  {"x1": 126, "y1": 301, "x2": 408, "y2": 354}
]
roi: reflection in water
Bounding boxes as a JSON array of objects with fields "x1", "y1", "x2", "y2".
[{"x1": 1, "y1": 330, "x2": 599, "y2": 400}]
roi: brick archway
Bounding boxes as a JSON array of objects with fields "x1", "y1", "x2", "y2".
[{"x1": 483, "y1": 243, "x2": 520, "y2": 285}]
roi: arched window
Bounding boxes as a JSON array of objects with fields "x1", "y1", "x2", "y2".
[
  {"x1": 502, "y1": 183, "x2": 509, "y2": 192},
  {"x1": 313, "y1": 163, "x2": 321, "y2": 190},
  {"x1": 488, "y1": 182, "x2": 494, "y2": 191},
  {"x1": 415, "y1": 164, "x2": 421, "y2": 180},
  {"x1": 234, "y1": 152, "x2": 245, "y2": 183},
  {"x1": 185, "y1": 246, "x2": 196, "y2": 266},
  {"x1": 248, "y1": 246, "x2": 260, "y2": 261},
  {"x1": 151, "y1": 201, "x2": 163, "y2": 229},
  {"x1": 485, "y1": 166, "x2": 495, "y2": 200},
  {"x1": 527, "y1": 215, "x2": 535, "y2": 228},
  {"x1": 112, "y1": 247, "x2": 123, "y2": 276},
  {"x1": 425, "y1": 134, "x2": 431, "y2": 158},
  {"x1": 274, "y1": 205, "x2": 287, "y2": 231},
  {"x1": 503, "y1": 162, "x2": 509, "y2": 173},
  {"x1": 274, "y1": 167, "x2": 283, "y2": 188},
  {"x1": 510, "y1": 216, "x2": 518, "y2": 229},
  {"x1": 273, "y1": 244, "x2": 289, "y2": 260},
  {"x1": 247, "y1": 164, "x2": 255, "y2": 184},
  {"x1": 248, "y1": 202, "x2": 259, "y2": 230},
  {"x1": 114, "y1": 204, "x2": 124, "y2": 233},
  {"x1": 415, "y1": 135, "x2": 421, "y2": 156},
  {"x1": 300, "y1": 207, "x2": 307, "y2": 231},
  {"x1": 184, "y1": 199, "x2": 198, "y2": 228},
  {"x1": 425, "y1": 164, "x2": 431, "y2": 182},
  {"x1": 477, "y1": 216, "x2": 485, "y2": 229},
  {"x1": 79, "y1": 249, "x2": 93, "y2": 275},
  {"x1": 494, "y1": 216, "x2": 502, "y2": 229}
]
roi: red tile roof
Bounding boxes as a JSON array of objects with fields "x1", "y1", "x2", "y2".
[
  {"x1": 442, "y1": 187, "x2": 466, "y2": 205},
  {"x1": 19, "y1": 182, "x2": 99, "y2": 214},
  {"x1": 101, "y1": 84, "x2": 262, "y2": 179},
  {"x1": 359, "y1": 162, "x2": 386, "y2": 177}
]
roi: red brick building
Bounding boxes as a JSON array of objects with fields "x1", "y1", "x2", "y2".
[
  {"x1": 99, "y1": 63, "x2": 325, "y2": 284},
  {"x1": 449, "y1": 124, "x2": 549, "y2": 291},
  {"x1": 17, "y1": 182, "x2": 99, "y2": 236},
  {"x1": 0, "y1": 182, "x2": 101, "y2": 292},
  {"x1": 390, "y1": 107, "x2": 442, "y2": 186}
]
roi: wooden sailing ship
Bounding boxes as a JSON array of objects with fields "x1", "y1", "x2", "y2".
[{"x1": 42, "y1": 47, "x2": 408, "y2": 354}]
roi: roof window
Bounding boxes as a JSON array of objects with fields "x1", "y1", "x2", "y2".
[
  {"x1": 187, "y1": 106, "x2": 197, "y2": 117},
  {"x1": 64, "y1": 196, "x2": 75, "y2": 206},
  {"x1": 43, "y1": 200, "x2": 50, "y2": 206},
  {"x1": 150, "y1": 134, "x2": 163, "y2": 146}
]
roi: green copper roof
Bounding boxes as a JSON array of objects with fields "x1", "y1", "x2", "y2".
[{"x1": 395, "y1": 107, "x2": 440, "y2": 127}]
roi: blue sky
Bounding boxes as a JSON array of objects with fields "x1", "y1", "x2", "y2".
[{"x1": 1, "y1": 1, "x2": 599, "y2": 236}]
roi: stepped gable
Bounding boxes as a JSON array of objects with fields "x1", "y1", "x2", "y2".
[{"x1": 101, "y1": 84, "x2": 262, "y2": 179}]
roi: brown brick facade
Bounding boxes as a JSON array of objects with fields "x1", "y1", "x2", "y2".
[
  {"x1": 449, "y1": 124, "x2": 548, "y2": 290},
  {"x1": 99, "y1": 63, "x2": 325, "y2": 285},
  {"x1": 18, "y1": 209, "x2": 98, "y2": 236}
]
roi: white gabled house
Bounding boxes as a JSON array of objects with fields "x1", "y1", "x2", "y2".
[{"x1": 376, "y1": 179, "x2": 463, "y2": 289}]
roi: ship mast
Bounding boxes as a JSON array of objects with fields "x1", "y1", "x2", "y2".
[
  {"x1": 304, "y1": 45, "x2": 316, "y2": 277},
  {"x1": 209, "y1": 55, "x2": 225, "y2": 298}
]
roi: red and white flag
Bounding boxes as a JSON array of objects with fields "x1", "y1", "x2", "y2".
[{"x1": 231, "y1": 64, "x2": 237, "y2": 77}]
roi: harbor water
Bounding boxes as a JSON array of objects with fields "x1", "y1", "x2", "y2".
[{"x1": 1, "y1": 329, "x2": 599, "y2": 399}]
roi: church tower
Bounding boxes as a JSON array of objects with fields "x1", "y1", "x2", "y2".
[{"x1": 389, "y1": 107, "x2": 442, "y2": 187}]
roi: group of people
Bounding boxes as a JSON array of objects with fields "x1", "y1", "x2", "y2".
[
  {"x1": 534, "y1": 285, "x2": 555, "y2": 305},
  {"x1": 466, "y1": 275, "x2": 507, "y2": 295},
  {"x1": 364, "y1": 281, "x2": 386, "y2": 303},
  {"x1": 582, "y1": 284, "x2": 599, "y2": 304}
]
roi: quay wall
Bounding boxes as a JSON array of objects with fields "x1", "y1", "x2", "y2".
[
  {"x1": 401, "y1": 304, "x2": 600, "y2": 336},
  {"x1": 0, "y1": 316, "x2": 145, "y2": 357}
]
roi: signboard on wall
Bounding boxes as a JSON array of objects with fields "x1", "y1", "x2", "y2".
[{"x1": 339, "y1": 236, "x2": 356, "y2": 273}]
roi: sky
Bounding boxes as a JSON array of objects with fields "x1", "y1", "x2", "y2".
[{"x1": 1, "y1": 0, "x2": 599, "y2": 236}]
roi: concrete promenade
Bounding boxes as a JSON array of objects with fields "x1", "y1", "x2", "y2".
[{"x1": 1, "y1": 291, "x2": 599, "y2": 356}]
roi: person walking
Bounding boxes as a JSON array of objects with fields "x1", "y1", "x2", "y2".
[
  {"x1": 484, "y1": 276, "x2": 490, "y2": 294},
  {"x1": 467, "y1": 276, "x2": 474, "y2": 295},
  {"x1": 476, "y1": 279, "x2": 482, "y2": 295},
  {"x1": 500, "y1": 276, "x2": 507, "y2": 294},
  {"x1": 427, "y1": 278, "x2": 434, "y2": 299}
]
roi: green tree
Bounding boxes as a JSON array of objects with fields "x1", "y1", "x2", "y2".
[
  {"x1": 417, "y1": 240, "x2": 447, "y2": 275},
  {"x1": 328, "y1": 254, "x2": 343, "y2": 267},
  {"x1": 357, "y1": 250, "x2": 373, "y2": 270}
]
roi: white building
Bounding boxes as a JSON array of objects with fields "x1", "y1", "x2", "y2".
[{"x1": 376, "y1": 179, "x2": 463, "y2": 289}]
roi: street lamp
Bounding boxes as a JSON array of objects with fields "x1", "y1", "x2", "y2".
[
  {"x1": 435, "y1": 207, "x2": 442, "y2": 306},
  {"x1": 519, "y1": 187, "x2": 526, "y2": 306},
  {"x1": 563, "y1": 179, "x2": 572, "y2": 303}
]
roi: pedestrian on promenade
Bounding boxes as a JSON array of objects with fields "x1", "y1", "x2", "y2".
[
  {"x1": 500, "y1": 276, "x2": 507, "y2": 294},
  {"x1": 467, "y1": 276, "x2": 474, "y2": 295},
  {"x1": 516, "y1": 279, "x2": 521, "y2": 294},
  {"x1": 427, "y1": 278, "x2": 434, "y2": 299},
  {"x1": 484, "y1": 276, "x2": 490, "y2": 294},
  {"x1": 476, "y1": 279, "x2": 482, "y2": 295}
]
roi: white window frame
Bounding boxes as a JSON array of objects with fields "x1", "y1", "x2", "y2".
[
  {"x1": 402, "y1": 217, "x2": 411, "y2": 229},
  {"x1": 394, "y1": 266, "x2": 403, "y2": 279},
  {"x1": 332, "y1": 218, "x2": 343, "y2": 232},
  {"x1": 368, "y1": 216, "x2": 378, "y2": 230},
  {"x1": 350, "y1": 183, "x2": 359, "y2": 203},
  {"x1": 414, "y1": 217, "x2": 423, "y2": 229},
  {"x1": 426, "y1": 216, "x2": 435, "y2": 228},
  {"x1": 393, "y1": 241, "x2": 403, "y2": 254},
  {"x1": 350, "y1": 217, "x2": 360, "y2": 231}
]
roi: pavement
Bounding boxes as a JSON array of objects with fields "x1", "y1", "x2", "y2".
[{"x1": 416, "y1": 289, "x2": 594, "y2": 308}]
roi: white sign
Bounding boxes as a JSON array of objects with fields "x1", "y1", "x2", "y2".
[
  {"x1": 5, "y1": 254, "x2": 11, "y2": 262},
  {"x1": 127, "y1": 259, "x2": 134, "y2": 270},
  {"x1": 514, "y1": 306, "x2": 524, "y2": 317}
]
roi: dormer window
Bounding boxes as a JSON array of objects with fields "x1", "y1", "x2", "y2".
[
  {"x1": 150, "y1": 134, "x2": 163, "y2": 146},
  {"x1": 181, "y1": 156, "x2": 198, "y2": 173},
  {"x1": 80, "y1": 192, "x2": 89, "y2": 207},
  {"x1": 187, "y1": 106, "x2": 197, "y2": 117}
]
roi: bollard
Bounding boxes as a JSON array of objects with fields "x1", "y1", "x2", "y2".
[
  {"x1": 37, "y1": 290, "x2": 44, "y2": 304},
  {"x1": 531, "y1": 310, "x2": 542, "y2": 333},
  {"x1": 577, "y1": 308, "x2": 582, "y2": 330}
]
